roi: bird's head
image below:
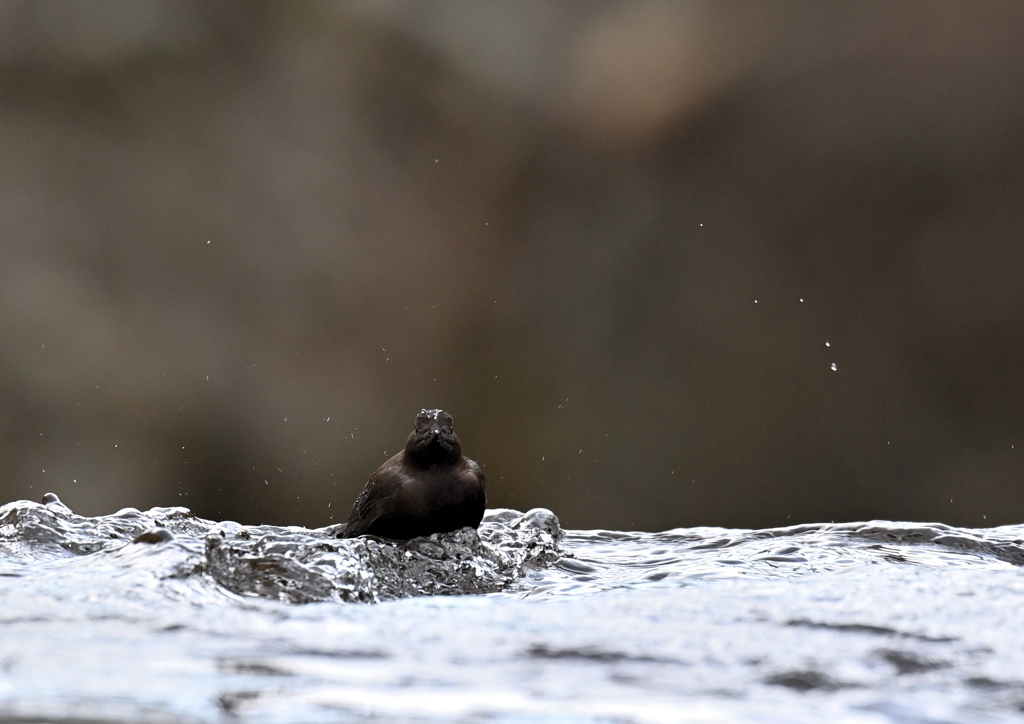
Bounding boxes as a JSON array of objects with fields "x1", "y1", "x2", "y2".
[{"x1": 405, "y1": 408, "x2": 462, "y2": 465}]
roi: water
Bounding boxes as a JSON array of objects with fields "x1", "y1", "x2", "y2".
[{"x1": 2, "y1": 494, "x2": 1024, "y2": 723}]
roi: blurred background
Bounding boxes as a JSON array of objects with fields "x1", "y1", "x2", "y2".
[{"x1": 2, "y1": 0, "x2": 1024, "y2": 531}]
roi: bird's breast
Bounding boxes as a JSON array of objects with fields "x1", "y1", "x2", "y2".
[{"x1": 395, "y1": 466, "x2": 479, "y2": 514}]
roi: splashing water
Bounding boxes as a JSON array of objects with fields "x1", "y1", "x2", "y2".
[{"x1": 2, "y1": 493, "x2": 1024, "y2": 723}]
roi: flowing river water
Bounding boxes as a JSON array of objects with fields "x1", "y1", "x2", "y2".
[{"x1": 1, "y1": 494, "x2": 1023, "y2": 723}]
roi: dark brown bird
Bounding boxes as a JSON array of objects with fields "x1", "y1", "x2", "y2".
[{"x1": 340, "y1": 409, "x2": 486, "y2": 540}]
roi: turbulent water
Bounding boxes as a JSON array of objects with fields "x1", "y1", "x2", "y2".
[{"x1": 1, "y1": 494, "x2": 1024, "y2": 723}]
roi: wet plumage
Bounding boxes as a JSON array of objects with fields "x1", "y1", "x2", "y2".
[{"x1": 340, "y1": 409, "x2": 486, "y2": 540}]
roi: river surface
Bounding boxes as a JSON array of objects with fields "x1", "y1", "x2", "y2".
[{"x1": 1, "y1": 494, "x2": 1023, "y2": 723}]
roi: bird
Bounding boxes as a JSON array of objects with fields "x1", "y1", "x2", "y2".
[{"x1": 340, "y1": 409, "x2": 486, "y2": 540}]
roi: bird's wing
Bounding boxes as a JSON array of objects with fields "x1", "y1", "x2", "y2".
[{"x1": 341, "y1": 467, "x2": 402, "y2": 538}]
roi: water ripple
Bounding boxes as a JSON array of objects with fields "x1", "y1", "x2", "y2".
[{"x1": 3, "y1": 494, "x2": 1024, "y2": 723}]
